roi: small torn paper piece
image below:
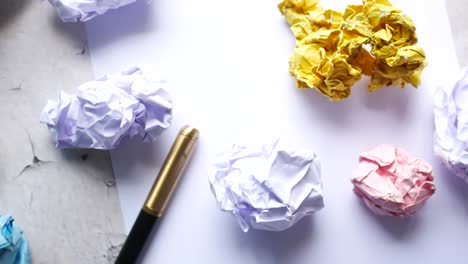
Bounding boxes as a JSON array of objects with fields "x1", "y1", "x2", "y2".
[
  {"x1": 434, "y1": 68, "x2": 468, "y2": 182},
  {"x1": 278, "y1": 0, "x2": 427, "y2": 101},
  {"x1": 209, "y1": 138, "x2": 324, "y2": 232},
  {"x1": 40, "y1": 66, "x2": 172, "y2": 150},
  {"x1": 48, "y1": 0, "x2": 137, "y2": 22},
  {"x1": 0, "y1": 215, "x2": 30, "y2": 264},
  {"x1": 352, "y1": 144, "x2": 435, "y2": 217}
]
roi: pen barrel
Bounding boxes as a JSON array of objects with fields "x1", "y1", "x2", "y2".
[
  {"x1": 115, "y1": 210, "x2": 158, "y2": 264},
  {"x1": 143, "y1": 126, "x2": 199, "y2": 217}
]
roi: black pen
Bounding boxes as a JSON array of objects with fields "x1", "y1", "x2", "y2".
[{"x1": 115, "y1": 126, "x2": 199, "y2": 264}]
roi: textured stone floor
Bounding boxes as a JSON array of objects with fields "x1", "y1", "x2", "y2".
[
  {"x1": 0, "y1": 1, "x2": 125, "y2": 263},
  {"x1": 0, "y1": 0, "x2": 466, "y2": 263}
]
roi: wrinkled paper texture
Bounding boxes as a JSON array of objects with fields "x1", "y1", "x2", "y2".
[
  {"x1": 278, "y1": 0, "x2": 427, "y2": 101},
  {"x1": 0, "y1": 215, "x2": 30, "y2": 264},
  {"x1": 209, "y1": 139, "x2": 324, "y2": 232},
  {"x1": 48, "y1": 0, "x2": 137, "y2": 22},
  {"x1": 434, "y1": 68, "x2": 468, "y2": 182},
  {"x1": 352, "y1": 144, "x2": 435, "y2": 216},
  {"x1": 40, "y1": 66, "x2": 172, "y2": 150}
]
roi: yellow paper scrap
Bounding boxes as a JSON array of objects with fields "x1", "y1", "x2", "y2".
[{"x1": 279, "y1": 0, "x2": 427, "y2": 101}]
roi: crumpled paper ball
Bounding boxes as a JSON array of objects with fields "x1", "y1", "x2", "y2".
[
  {"x1": 434, "y1": 68, "x2": 468, "y2": 182},
  {"x1": 352, "y1": 144, "x2": 435, "y2": 216},
  {"x1": 0, "y1": 215, "x2": 30, "y2": 264},
  {"x1": 40, "y1": 66, "x2": 172, "y2": 150},
  {"x1": 278, "y1": 0, "x2": 427, "y2": 101},
  {"x1": 209, "y1": 139, "x2": 324, "y2": 232},
  {"x1": 48, "y1": 0, "x2": 137, "y2": 22}
]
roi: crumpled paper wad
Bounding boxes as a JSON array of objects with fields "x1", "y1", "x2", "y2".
[
  {"x1": 40, "y1": 66, "x2": 172, "y2": 150},
  {"x1": 434, "y1": 68, "x2": 468, "y2": 182},
  {"x1": 209, "y1": 139, "x2": 324, "y2": 232},
  {"x1": 48, "y1": 0, "x2": 137, "y2": 22},
  {"x1": 0, "y1": 215, "x2": 30, "y2": 264},
  {"x1": 352, "y1": 144, "x2": 435, "y2": 216},
  {"x1": 278, "y1": 0, "x2": 427, "y2": 101}
]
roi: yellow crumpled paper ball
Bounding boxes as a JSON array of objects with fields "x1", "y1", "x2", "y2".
[{"x1": 279, "y1": 0, "x2": 427, "y2": 101}]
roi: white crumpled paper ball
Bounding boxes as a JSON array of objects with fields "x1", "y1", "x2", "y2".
[
  {"x1": 208, "y1": 139, "x2": 324, "y2": 232},
  {"x1": 434, "y1": 68, "x2": 468, "y2": 182}
]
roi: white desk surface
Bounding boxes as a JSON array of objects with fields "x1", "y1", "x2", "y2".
[{"x1": 86, "y1": 0, "x2": 468, "y2": 263}]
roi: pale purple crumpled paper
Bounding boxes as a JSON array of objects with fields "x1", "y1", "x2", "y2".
[
  {"x1": 48, "y1": 0, "x2": 137, "y2": 22},
  {"x1": 40, "y1": 66, "x2": 172, "y2": 150},
  {"x1": 434, "y1": 68, "x2": 468, "y2": 182},
  {"x1": 209, "y1": 139, "x2": 324, "y2": 232}
]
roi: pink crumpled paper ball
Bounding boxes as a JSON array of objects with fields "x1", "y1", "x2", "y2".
[{"x1": 351, "y1": 144, "x2": 436, "y2": 216}]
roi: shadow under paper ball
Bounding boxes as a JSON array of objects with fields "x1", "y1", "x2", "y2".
[
  {"x1": 83, "y1": 0, "x2": 154, "y2": 51},
  {"x1": 292, "y1": 76, "x2": 414, "y2": 127},
  {"x1": 432, "y1": 158, "x2": 468, "y2": 216},
  {"x1": 355, "y1": 196, "x2": 421, "y2": 241},
  {"x1": 49, "y1": 0, "x2": 153, "y2": 55},
  {"x1": 363, "y1": 84, "x2": 413, "y2": 121},
  {"x1": 0, "y1": 0, "x2": 28, "y2": 29},
  {"x1": 292, "y1": 82, "x2": 355, "y2": 126},
  {"x1": 60, "y1": 148, "x2": 116, "y2": 187},
  {"x1": 232, "y1": 216, "x2": 317, "y2": 264},
  {"x1": 51, "y1": 14, "x2": 88, "y2": 50}
]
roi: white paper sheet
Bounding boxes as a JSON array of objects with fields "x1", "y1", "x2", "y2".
[{"x1": 86, "y1": 0, "x2": 468, "y2": 263}]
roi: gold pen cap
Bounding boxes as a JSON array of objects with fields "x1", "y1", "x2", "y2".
[{"x1": 143, "y1": 126, "x2": 199, "y2": 217}]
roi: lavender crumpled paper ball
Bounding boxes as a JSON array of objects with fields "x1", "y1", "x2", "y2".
[
  {"x1": 0, "y1": 215, "x2": 30, "y2": 264},
  {"x1": 48, "y1": 0, "x2": 137, "y2": 22},
  {"x1": 209, "y1": 139, "x2": 324, "y2": 232},
  {"x1": 40, "y1": 66, "x2": 172, "y2": 150},
  {"x1": 434, "y1": 68, "x2": 468, "y2": 182}
]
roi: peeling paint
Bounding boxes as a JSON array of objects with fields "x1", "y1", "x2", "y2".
[
  {"x1": 29, "y1": 192, "x2": 34, "y2": 207},
  {"x1": 105, "y1": 179, "x2": 116, "y2": 188},
  {"x1": 9, "y1": 82, "x2": 22, "y2": 91},
  {"x1": 17, "y1": 133, "x2": 51, "y2": 177},
  {"x1": 81, "y1": 153, "x2": 89, "y2": 161},
  {"x1": 105, "y1": 243, "x2": 123, "y2": 263},
  {"x1": 77, "y1": 47, "x2": 86, "y2": 55}
]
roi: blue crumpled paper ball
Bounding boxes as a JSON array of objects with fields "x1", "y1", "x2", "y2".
[{"x1": 0, "y1": 215, "x2": 30, "y2": 264}]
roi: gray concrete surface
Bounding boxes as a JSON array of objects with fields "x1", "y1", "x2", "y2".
[
  {"x1": 0, "y1": 0, "x2": 466, "y2": 263},
  {"x1": 0, "y1": 1, "x2": 125, "y2": 263}
]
